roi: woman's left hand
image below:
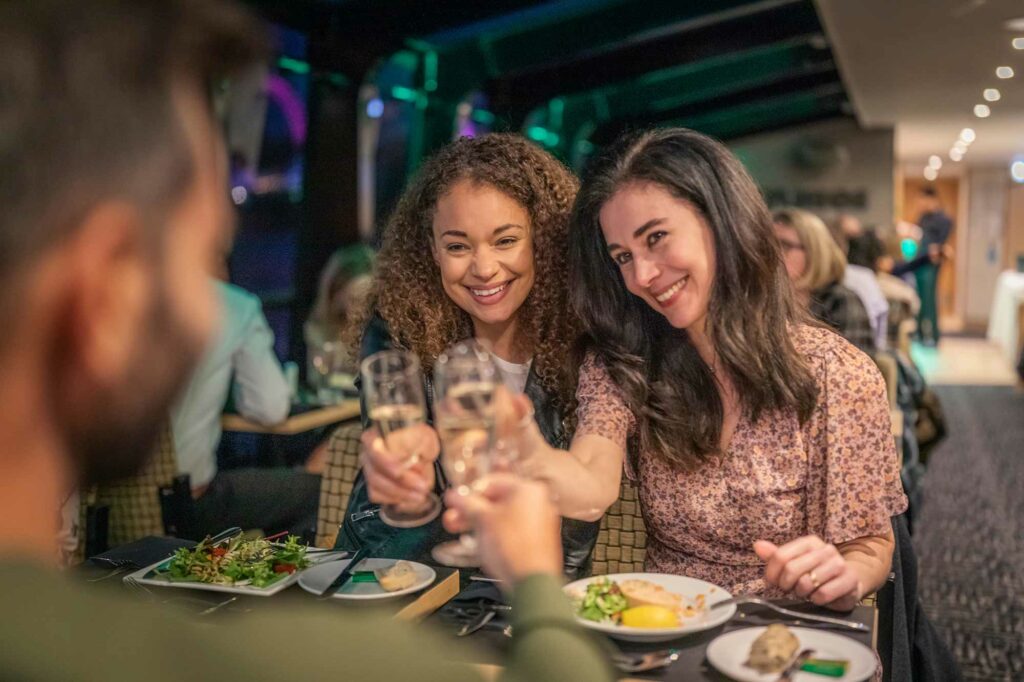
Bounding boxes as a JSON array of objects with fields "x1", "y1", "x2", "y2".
[{"x1": 754, "y1": 536, "x2": 862, "y2": 611}]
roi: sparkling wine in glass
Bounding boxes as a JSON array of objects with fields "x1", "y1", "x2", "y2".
[
  {"x1": 431, "y1": 341, "x2": 498, "y2": 567},
  {"x1": 361, "y1": 350, "x2": 442, "y2": 528}
]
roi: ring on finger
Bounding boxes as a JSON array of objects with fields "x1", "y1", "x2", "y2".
[{"x1": 808, "y1": 570, "x2": 820, "y2": 588}]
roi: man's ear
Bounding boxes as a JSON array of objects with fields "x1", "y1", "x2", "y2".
[{"x1": 61, "y1": 202, "x2": 152, "y2": 388}]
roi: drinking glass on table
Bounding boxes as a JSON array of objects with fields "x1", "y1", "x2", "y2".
[
  {"x1": 431, "y1": 340, "x2": 499, "y2": 567},
  {"x1": 310, "y1": 341, "x2": 355, "y2": 404},
  {"x1": 360, "y1": 350, "x2": 442, "y2": 528}
]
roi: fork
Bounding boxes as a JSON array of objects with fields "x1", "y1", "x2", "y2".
[
  {"x1": 87, "y1": 559, "x2": 136, "y2": 582},
  {"x1": 610, "y1": 649, "x2": 681, "y2": 673},
  {"x1": 711, "y1": 596, "x2": 868, "y2": 631}
]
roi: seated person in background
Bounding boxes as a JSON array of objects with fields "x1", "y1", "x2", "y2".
[
  {"x1": 304, "y1": 243, "x2": 375, "y2": 396},
  {"x1": 774, "y1": 208, "x2": 877, "y2": 354},
  {"x1": 171, "y1": 276, "x2": 318, "y2": 539},
  {"x1": 0, "y1": 3, "x2": 613, "y2": 680},
  {"x1": 827, "y1": 214, "x2": 889, "y2": 350}
]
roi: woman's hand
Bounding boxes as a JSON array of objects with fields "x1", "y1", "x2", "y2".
[
  {"x1": 360, "y1": 424, "x2": 439, "y2": 511},
  {"x1": 754, "y1": 536, "x2": 862, "y2": 611}
]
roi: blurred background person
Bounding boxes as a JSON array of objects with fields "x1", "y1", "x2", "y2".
[
  {"x1": 912, "y1": 187, "x2": 953, "y2": 346},
  {"x1": 827, "y1": 214, "x2": 890, "y2": 350},
  {"x1": 774, "y1": 208, "x2": 877, "y2": 354},
  {"x1": 303, "y1": 243, "x2": 375, "y2": 400}
]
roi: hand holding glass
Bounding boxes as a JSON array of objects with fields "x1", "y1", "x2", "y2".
[{"x1": 360, "y1": 350, "x2": 441, "y2": 528}]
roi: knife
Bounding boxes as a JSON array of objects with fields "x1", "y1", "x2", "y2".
[
  {"x1": 317, "y1": 547, "x2": 368, "y2": 599},
  {"x1": 776, "y1": 648, "x2": 814, "y2": 682}
]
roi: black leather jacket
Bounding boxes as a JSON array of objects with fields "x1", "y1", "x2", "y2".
[{"x1": 335, "y1": 315, "x2": 599, "y2": 580}]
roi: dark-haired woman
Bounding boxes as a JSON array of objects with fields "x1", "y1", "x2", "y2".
[
  {"x1": 338, "y1": 133, "x2": 598, "y2": 578},
  {"x1": 508, "y1": 128, "x2": 906, "y2": 611}
]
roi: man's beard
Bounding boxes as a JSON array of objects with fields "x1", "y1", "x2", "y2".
[{"x1": 69, "y1": 286, "x2": 205, "y2": 488}]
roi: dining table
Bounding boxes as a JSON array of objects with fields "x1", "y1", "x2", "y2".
[
  {"x1": 220, "y1": 399, "x2": 360, "y2": 435},
  {"x1": 82, "y1": 543, "x2": 877, "y2": 682}
]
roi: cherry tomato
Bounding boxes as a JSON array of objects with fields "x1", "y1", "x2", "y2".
[
  {"x1": 211, "y1": 547, "x2": 227, "y2": 558},
  {"x1": 274, "y1": 563, "x2": 296, "y2": 574}
]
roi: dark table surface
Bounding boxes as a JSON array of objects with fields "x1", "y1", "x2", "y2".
[{"x1": 82, "y1": 551, "x2": 875, "y2": 681}]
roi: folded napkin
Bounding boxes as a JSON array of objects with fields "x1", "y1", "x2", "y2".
[{"x1": 89, "y1": 536, "x2": 195, "y2": 570}]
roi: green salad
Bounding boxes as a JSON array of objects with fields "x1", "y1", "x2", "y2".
[
  {"x1": 575, "y1": 577, "x2": 629, "y2": 623},
  {"x1": 158, "y1": 535, "x2": 311, "y2": 588}
]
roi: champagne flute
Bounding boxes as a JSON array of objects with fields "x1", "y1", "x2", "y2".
[
  {"x1": 431, "y1": 340, "x2": 498, "y2": 567},
  {"x1": 360, "y1": 350, "x2": 442, "y2": 528}
]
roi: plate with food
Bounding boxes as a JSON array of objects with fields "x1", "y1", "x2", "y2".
[
  {"x1": 298, "y1": 558, "x2": 436, "y2": 600},
  {"x1": 563, "y1": 573, "x2": 735, "y2": 642},
  {"x1": 124, "y1": 535, "x2": 318, "y2": 596},
  {"x1": 705, "y1": 625, "x2": 876, "y2": 681}
]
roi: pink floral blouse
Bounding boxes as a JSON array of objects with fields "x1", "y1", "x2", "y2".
[{"x1": 576, "y1": 325, "x2": 908, "y2": 597}]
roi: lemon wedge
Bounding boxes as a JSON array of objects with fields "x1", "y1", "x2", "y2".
[{"x1": 620, "y1": 605, "x2": 680, "y2": 628}]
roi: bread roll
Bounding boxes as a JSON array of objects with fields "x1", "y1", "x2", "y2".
[
  {"x1": 375, "y1": 560, "x2": 417, "y2": 592},
  {"x1": 619, "y1": 580, "x2": 682, "y2": 610},
  {"x1": 746, "y1": 624, "x2": 800, "y2": 673}
]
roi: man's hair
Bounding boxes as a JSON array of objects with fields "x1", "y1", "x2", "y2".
[
  {"x1": 0, "y1": 0, "x2": 267, "y2": 318},
  {"x1": 920, "y1": 187, "x2": 938, "y2": 198}
]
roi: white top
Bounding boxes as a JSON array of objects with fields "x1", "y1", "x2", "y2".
[
  {"x1": 170, "y1": 281, "x2": 291, "y2": 489},
  {"x1": 843, "y1": 264, "x2": 890, "y2": 351},
  {"x1": 987, "y1": 270, "x2": 1024, "y2": 363},
  {"x1": 492, "y1": 355, "x2": 532, "y2": 394}
]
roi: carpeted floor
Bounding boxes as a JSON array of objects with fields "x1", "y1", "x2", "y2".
[{"x1": 913, "y1": 386, "x2": 1024, "y2": 681}]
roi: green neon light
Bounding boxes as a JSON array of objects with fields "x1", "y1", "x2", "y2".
[
  {"x1": 545, "y1": 132, "x2": 560, "y2": 147},
  {"x1": 527, "y1": 126, "x2": 549, "y2": 142},
  {"x1": 471, "y1": 110, "x2": 496, "y2": 125},
  {"x1": 424, "y1": 51, "x2": 438, "y2": 92},
  {"x1": 391, "y1": 85, "x2": 418, "y2": 102},
  {"x1": 278, "y1": 57, "x2": 310, "y2": 74},
  {"x1": 549, "y1": 98, "x2": 564, "y2": 129}
]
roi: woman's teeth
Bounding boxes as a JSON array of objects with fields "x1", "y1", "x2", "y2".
[
  {"x1": 471, "y1": 282, "x2": 508, "y2": 297},
  {"x1": 655, "y1": 277, "x2": 687, "y2": 303}
]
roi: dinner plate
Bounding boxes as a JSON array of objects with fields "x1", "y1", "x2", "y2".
[
  {"x1": 705, "y1": 626, "x2": 876, "y2": 682},
  {"x1": 563, "y1": 573, "x2": 735, "y2": 642},
  {"x1": 298, "y1": 558, "x2": 436, "y2": 600},
  {"x1": 123, "y1": 553, "x2": 316, "y2": 597}
]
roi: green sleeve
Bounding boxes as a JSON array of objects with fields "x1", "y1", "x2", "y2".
[{"x1": 501, "y1": 574, "x2": 616, "y2": 682}]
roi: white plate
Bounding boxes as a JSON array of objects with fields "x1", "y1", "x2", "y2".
[
  {"x1": 122, "y1": 552, "x2": 320, "y2": 597},
  {"x1": 298, "y1": 558, "x2": 436, "y2": 600},
  {"x1": 706, "y1": 626, "x2": 877, "y2": 682},
  {"x1": 563, "y1": 573, "x2": 735, "y2": 642}
]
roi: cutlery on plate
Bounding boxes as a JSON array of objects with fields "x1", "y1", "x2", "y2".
[
  {"x1": 711, "y1": 596, "x2": 869, "y2": 631},
  {"x1": 317, "y1": 547, "x2": 367, "y2": 599},
  {"x1": 776, "y1": 648, "x2": 814, "y2": 682}
]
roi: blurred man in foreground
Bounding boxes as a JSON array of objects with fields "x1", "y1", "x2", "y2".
[{"x1": 0, "y1": 2, "x2": 611, "y2": 680}]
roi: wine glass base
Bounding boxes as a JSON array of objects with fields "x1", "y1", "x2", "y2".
[
  {"x1": 378, "y1": 494, "x2": 442, "y2": 528},
  {"x1": 431, "y1": 540, "x2": 481, "y2": 567}
]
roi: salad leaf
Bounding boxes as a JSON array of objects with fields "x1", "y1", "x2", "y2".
[
  {"x1": 576, "y1": 578, "x2": 629, "y2": 623},
  {"x1": 157, "y1": 535, "x2": 311, "y2": 588}
]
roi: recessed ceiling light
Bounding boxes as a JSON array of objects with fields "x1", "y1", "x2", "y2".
[
  {"x1": 1014, "y1": 37, "x2": 1024, "y2": 49},
  {"x1": 950, "y1": 148, "x2": 963, "y2": 162},
  {"x1": 960, "y1": 128, "x2": 976, "y2": 143},
  {"x1": 924, "y1": 167, "x2": 938, "y2": 181},
  {"x1": 1011, "y1": 161, "x2": 1024, "y2": 183},
  {"x1": 954, "y1": 142, "x2": 968, "y2": 154},
  {"x1": 929, "y1": 155, "x2": 943, "y2": 170},
  {"x1": 996, "y1": 66, "x2": 1015, "y2": 79},
  {"x1": 1005, "y1": 18, "x2": 1024, "y2": 31},
  {"x1": 983, "y1": 88, "x2": 1001, "y2": 102},
  {"x1": 974, "y1": 104, "x2": 991, "y2": 118}
]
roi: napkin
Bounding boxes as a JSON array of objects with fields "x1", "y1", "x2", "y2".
[{"x1": 88, "y1": 536, "x2": 195, "y2": 570}]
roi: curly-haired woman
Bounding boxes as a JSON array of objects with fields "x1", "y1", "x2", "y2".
[
  {"x1": 487, "y1": 128, "x2": 906, "y2": 611},
  {"x1": 335, "y1": 133, "x2": 599, "y2": 578}
]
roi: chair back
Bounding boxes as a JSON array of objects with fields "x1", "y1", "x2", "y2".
[
  {"x1": 89, "y1": 422, "x2": 179, "y2": 548},
  {"x1": 591, "y1": 479, "x2": 647, "y2": 575},
  {"x1": 315, "y1": 421, "x2": 363, "y2": 548}
]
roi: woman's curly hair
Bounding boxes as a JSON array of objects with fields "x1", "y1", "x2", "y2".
[{"x1": 356, "y1": 133, "x2": 582, "y2": 428}]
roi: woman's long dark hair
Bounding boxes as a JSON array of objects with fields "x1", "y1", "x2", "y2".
[{"x1": 569, "y1": 128, "x2": 818, "y2": 469}]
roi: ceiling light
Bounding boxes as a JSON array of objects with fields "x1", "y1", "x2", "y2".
[
  {"x1": 924, "y1": 167, "x2": 938, "y2": 181},
  {"x1": 1005, "y1": 18, "x2": 1024, "y2": 31},
  {"x1": 929, "y1": 155, "x2": 943, "y2": 170},
  {"x1": 1014, "y1": 37, "x2": 1024, "y2": 49},
  {"x1": 983, "y1": 88, "x2": 1001, "y2": 102},
  {"x1": 1012, "y1": 161, "x2": 1024, "y2": 183},
  {"x1": 950, "y1": 148, "x2": 963, "y2": 162},
  {"x1": 953, "y1": 142, "x2": 968, "y2": 155},
  {"x1": 960, "y1": 128, "x2": 976, "y2": 143},
  {"x1": 996, "y1": 66, "x2": 1015, "y2": 79},
  {"x1": 974, "y1": 104, "x2": 991, "y2": 118}
]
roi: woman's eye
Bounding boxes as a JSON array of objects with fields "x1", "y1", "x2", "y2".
[
  {"x1": 613, "y1": 252, "x2": 632, "y2": 266},
  {"x1": 647, "y1": 230, "x2": 667, "y2": 247},
  {"x1": 445, "y1": 243, "x2": 469, "y2": 253},
  {"x1": 496, "y1": 237, "x2": 518, "y2": 248}
]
